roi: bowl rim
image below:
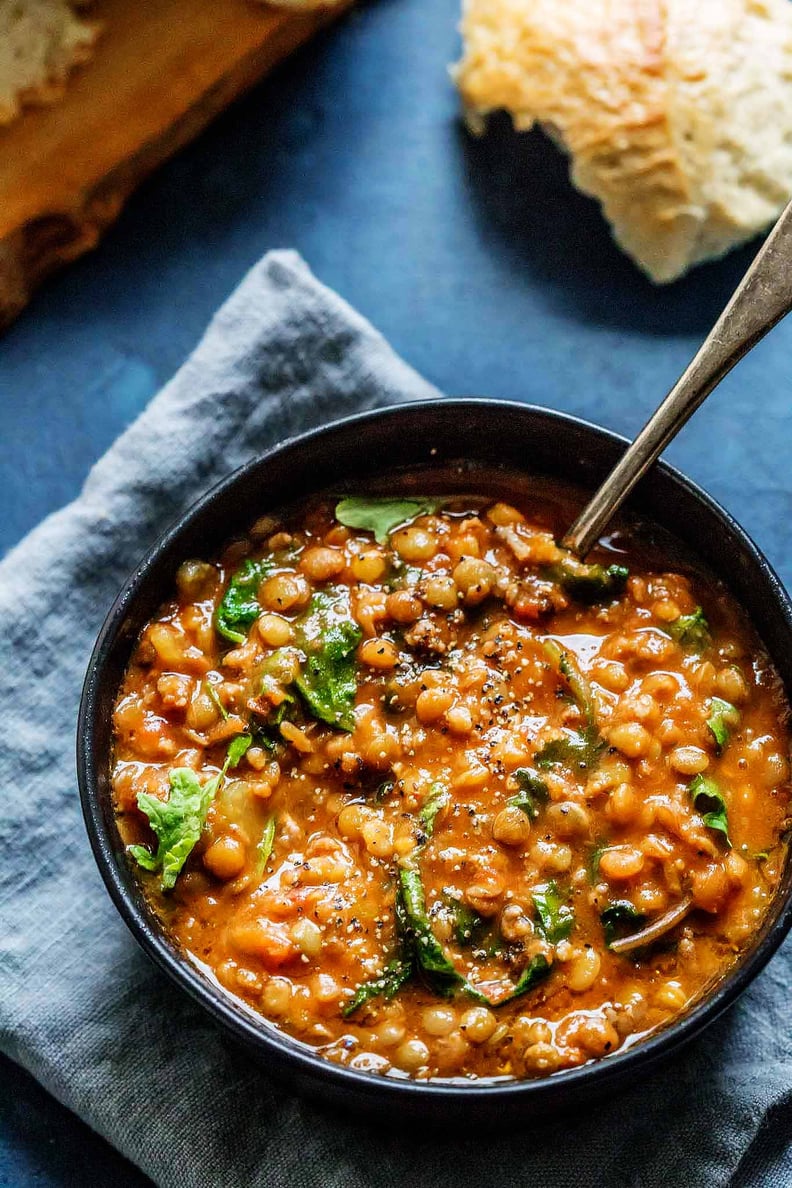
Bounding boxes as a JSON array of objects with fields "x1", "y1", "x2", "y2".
[{"x1": 77, "y1": 397, "x2": 792, "y2": 1107}]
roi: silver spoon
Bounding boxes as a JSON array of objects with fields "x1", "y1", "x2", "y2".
[
  {"x1": 563, "y1": 196, "x2": 792, "y2": 559},
  {"x1": 560, "y1": 198, "x2": 792, "y2": 951}
]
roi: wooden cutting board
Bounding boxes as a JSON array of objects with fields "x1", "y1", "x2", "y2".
[{"x1": 0, "y1": 0, "x2": 353, "y2": 329}]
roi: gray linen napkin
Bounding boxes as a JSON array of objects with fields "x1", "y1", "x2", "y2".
[{"x1": 1, "y1": 251, "x2": 790, "y2": 1188}]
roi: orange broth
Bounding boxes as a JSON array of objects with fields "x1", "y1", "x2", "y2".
[{"x1": 111, "y1": 484, "x2": 791, "y2": 1081}]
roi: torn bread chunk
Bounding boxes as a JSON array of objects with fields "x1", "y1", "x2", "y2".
[
  {"x1": 0, "y1": 0, "x2": 99, "y2": 126},
  {"x1": 454, "y1": 0, "x2": 792, "y2": 282}
]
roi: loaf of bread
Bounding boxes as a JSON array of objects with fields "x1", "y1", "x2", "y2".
[
  {"x1": 0, "y1": 0, "x2": 348, "y2": 130},
  {"x1": 0, "y1": 0, "x2": 99, "y2": 126},
  {"x1": 454, "y1": 0, "x2": 792, "y2": 282}
]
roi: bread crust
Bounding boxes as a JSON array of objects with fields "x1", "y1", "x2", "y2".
[{"x1": 454, "y1": 0, "x2": 792, "y2": 281}]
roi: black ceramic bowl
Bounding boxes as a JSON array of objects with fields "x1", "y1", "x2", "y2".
[{"x1": 77, "y1": 399, "x2": 792, "y2": 1125}]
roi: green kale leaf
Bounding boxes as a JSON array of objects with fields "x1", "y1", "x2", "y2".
[
  {"x1": 335, "y1": 496, "x2": 444, "y2": 545},
  {"x1": 215, "y1": 558, "x2": 273, "y2": 644},
  {"x1": 532, "y1": 881, "x2": 575, "y2": 943},
  {"x1": 689, "y1": 774, "x2": 732, "y2": 846}
]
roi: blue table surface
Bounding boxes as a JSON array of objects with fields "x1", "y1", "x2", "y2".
[{"x1": 3, "y1": 0, "x2": 792, "y2": 1182}]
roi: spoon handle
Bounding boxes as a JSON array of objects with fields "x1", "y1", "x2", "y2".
[{"x1": 562, "y1": 198, "x2": 792, "y2": 558}]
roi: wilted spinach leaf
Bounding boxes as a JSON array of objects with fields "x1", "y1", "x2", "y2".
[
  {"x1": 543, "y1": 639, "x2": 599, "y2": 728},
  {"x1": 129, "y1": 769, "x2": 217, "y2": 891},
  {"x1": 256, "y1": 816, "x2": 277, "y2": 877},
  {"x1": 442, "y1": 896, "x2": 487, "y2": 947},
  {"x1": 215, "y1": 558, "x2": 273, "y2": 644},
  {"x1": 667, "y1": 607, "x2": 710, "y2": 650},
  {"x1": 496, "y1": 954, "x2": 552, "y2": 1004},
  {"x1": 535, "y1": 727, "x2": 606, "y2": 772},
  {"x1": 418, "y1": 783, "x2": 450, "y2": 839},
  {"x1": 537, "y1": 641, "x2": 606, "y2": 772},
  {"x1": 707, "y1": 697, "x2": 739, "y2": 755},
  {"x1": 399, "y1": 866, "x2": 552, "y2": 1005},
  {"x1": 226, "y1": 732, "x2": 252, "y2": 769},
  {"x1": 385, "y1": 562, "x2": 424, "y2": 592},
  {"x1": 532, "y1": 881, "x2": 575, "y2": 943},
  {"x1": 601, "y1": 901, "x2": 646, "y2": 948},
  {"x1": 335, "y1": 496, "x2": 443, "y2": 544},
  {"x1": 130, "y1": 734, "x2": 252, "y2": 890},
  {"x1": 347, "y1": 859, "x2": 556, "y2": 1011},
  {"x1": 398, "y1": 866, "x2": 481, "y2": 998},
  {"x1": 343, "y1": 875, "x2": 416, "y2": 1016},
  {"x1": 375, "y1": 779, "x2": 395, "y2": 804},
  {"x1": 294, "y1": 593, "x2": 362, "y2": 731},
  {"x1": 508, "y1": 768, "x2": 549, "y2": 819},
  {"x1": 689, "y1": 774, "x2": 732, "y2": 846},
  {"x1": 253, "y1": 688, "x2": 296, "y2": 752},
  {"x1": 204, "y1": 680, "x2": 229, "y2": 720},
  {"x1": 587, "y1": 840, "x2": 607, "y2": 882},
  {"x1": 545, "y1": 557, "x2": 629, "y2": 604},
  {"x1": 342, "y1": 954, "x2": 415, "y2": 1017}
]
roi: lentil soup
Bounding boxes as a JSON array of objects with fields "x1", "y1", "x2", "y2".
[{"x1": 111, "y1": 481, "x2": 791, "y2": 1082}]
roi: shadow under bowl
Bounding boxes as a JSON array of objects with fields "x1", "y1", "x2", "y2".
[{"x1": 77, "y1": 399, "x2": 792, "y2": 1126}]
